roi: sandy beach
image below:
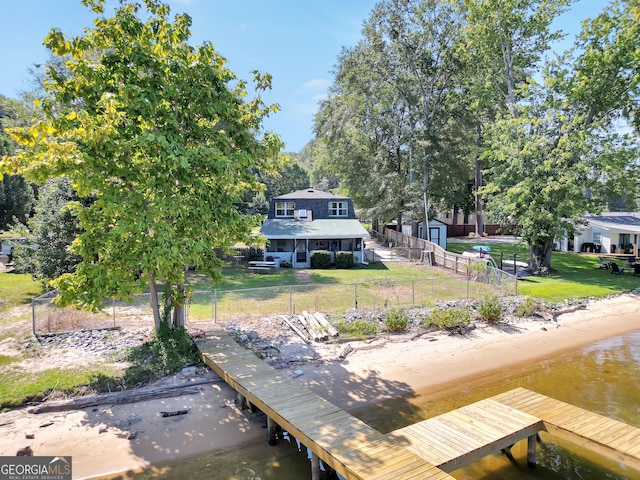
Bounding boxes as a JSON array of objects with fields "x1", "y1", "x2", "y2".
[{"x1": 0, "y1": 292, "x2": 639, "y2": 479}]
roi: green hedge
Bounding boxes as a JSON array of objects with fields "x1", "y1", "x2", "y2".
[
  {"x1": 310, "y1": 250, "x2": 331, "y2": 268},
  {"x1": 335, "y1": 251, "x2": 354, "y2": 269}
]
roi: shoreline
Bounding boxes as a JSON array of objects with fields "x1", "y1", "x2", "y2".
[{"x1": 0, "y1": 293, "x2": 639, "y2": 479}]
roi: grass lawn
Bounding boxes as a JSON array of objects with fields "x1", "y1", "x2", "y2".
[
  {"x1": 188, "y1": 262, "x2": 448, "y2": 291},
  {"x1": 0, "y1": 272, "x2": 42, "y2": 310},
  {"x1": 448, "y1": 241, "x2": 640, "y2": 302}
]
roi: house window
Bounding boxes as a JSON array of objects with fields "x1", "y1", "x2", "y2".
[
  {"x1": 593, "y1": 232, "x2": 602, "y2": 244},
  {"x1": 275, "y1": 201, "x2": 294, "y2": 217},
  {"x1": 329, "y1": 201, "x2": 348, "y2": 217}
]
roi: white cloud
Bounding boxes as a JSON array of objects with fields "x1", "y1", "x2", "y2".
[{"x1": 301, "y1": 78, "x2": 331, "y2": 92}]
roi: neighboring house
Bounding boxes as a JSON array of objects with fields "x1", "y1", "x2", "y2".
[
  {"x1": 259, "y1": 188, "x2": 370, "y2": 268},
  {"x1": 561, "y1": 213, "x2": 640, "y2": 255}
]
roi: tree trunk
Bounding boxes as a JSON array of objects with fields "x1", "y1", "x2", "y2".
[
  {"x1": 148, "y1": 278, "x2": 161, "y2": 331},
  {"x1": 452, "y1": 205, "x2": 459, "y2": 225},
  {"x1": 174, "y1": 283, "x2": 186, "y2": 328},
  {"x1": 475, "y1": 124, "x2": 485, "y2": 236},
  {"x1": 530, "y1": 241, "x2": 553, "y2": 275}
]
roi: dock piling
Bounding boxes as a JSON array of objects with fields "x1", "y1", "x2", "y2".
[
  {"x1": 527, "y1": 434, "x2": 537, "y2": 468},
  {"x1": 310, "y1": 452, "x2": 320, "y2": 480},
  {"x1": 267, "y1": 416, "x2": 277, "y2": 446}
]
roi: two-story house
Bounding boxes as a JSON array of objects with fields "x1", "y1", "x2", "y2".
[{"x1": 259, "y1": 188, "x2": 370, "y2": 268}]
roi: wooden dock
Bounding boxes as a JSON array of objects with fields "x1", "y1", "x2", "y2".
[
  {"x1": 198, "y1": 330, "x2": 453, "y2": 480},
  {"x1": 493, "y1": 387, "x2": 640, "y2": 471},
  {"x1": 387, "y1": 397, "x2": 543, "y2": 472},
  {"x1": 198, "y1": 331, "x2": 640, "y2": 478}
]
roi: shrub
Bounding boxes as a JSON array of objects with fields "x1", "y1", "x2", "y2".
[
  {"x1": 478, "y1": 295, "x2": 503, "y2": 322},
  {"x1": 516, "y1": 296, "x2": 538, "y2": 317},
  {"x1": 424, "y1": 307, "x2": 472, "y2": 329},
  {"x1": 335, "y1": 251, "x2": 354, "y2": 269},
  {"x1": 124, "y1": 325, "x2": 201, "y2": 383},
  {"x1": 336, "y1": 318, "x2": 377, "y2": 338},
  {"x1": 310, "y1": 250, "x2": 331, "y2": 268},
  {"x1": 384, "y1": 308, "x2": 409, "y2": 333}
]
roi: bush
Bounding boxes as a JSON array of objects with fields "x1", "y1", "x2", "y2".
[
  {"x1": 424, "y1": 307, "x2": 472, "y2": 329},
  {"x1": 336, "y1": 318, "x2": 377, "y2": 338},
  {"x1": 124, "y1": 325, "x2": 201, "y2": 384},
  {"x1": 310, "y1": 250, "x2": 331, "y2": 268},
  {"x1": 478, "y1": 295, "x2": 503, "y2": 322},
  {"x1": 335, "y1": 251, "x2": 354, "y2": 269},
  {"x1": 384, "y1": 308, "x2": 409, "y2": 333},
  {"x1": 516, "y1": 296, "x2": 538, "y2": 317}
]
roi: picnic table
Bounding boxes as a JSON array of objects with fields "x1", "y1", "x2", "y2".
[{"x1": 248, "y1": 260, "x2": 278, "y2": 273}]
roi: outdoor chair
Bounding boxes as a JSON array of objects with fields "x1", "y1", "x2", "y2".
[
  {"x1": 634, "y1": 264, "x2": 640, "y2": 276},
  {"x1": 610, "y1": 262, "x2": 625, "y2": 274}
]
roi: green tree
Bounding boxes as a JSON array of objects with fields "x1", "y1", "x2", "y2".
[
  {"x1": 12, "y1": 177, "x2": 83, "y2": 283},
  {"x1": 315, "y1": 0, "x2": 469, "y2": 234},
  {"x1": 0, "y1": 96, "x2": 36, "y2": 229},
  {"x1": 459, "y1": 0, "x2": 573, "y2": 234},
  {"x1": 1, "y1": 0, "x2": 283, "y2": 330},
  {"x1": 483, "y1": 56, "x2": 639, "y2": 272}
]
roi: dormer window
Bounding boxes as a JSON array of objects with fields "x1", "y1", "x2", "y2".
[
  {"x1": 329, "y1": 201, "x2": 348, "y2": 217},
  {"x1": 276, "y1": 201, "x2": 295, "y2": 217}
]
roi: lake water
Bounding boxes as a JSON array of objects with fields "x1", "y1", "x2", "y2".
[{"x1": 104, "y1": 330, "x2": 640, "y2": 480}]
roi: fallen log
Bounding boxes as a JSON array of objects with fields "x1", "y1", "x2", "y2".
[
  {"x1": 314, "y1": 312, "x2": 339, "y2": 337},
  {"x1": 303, "y1": 311, "x2": 328, "y2": 341},
  {"x1": 297, "y1": 314, "x2": 323, "y2": 342},
  {"x1": 27, "y1": 380, "x2": 216, "y2": 414},
  {"x1": 338, "y1": 344, "x2": 353, "y2": 361},
  {"x1": 281, "y1": 316, "x2": 311, "y2": 344},
  {"x1": 161, "y1": 410, "x2": 189, "y2": 417}
]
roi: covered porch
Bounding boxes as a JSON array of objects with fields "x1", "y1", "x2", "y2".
[{"x1": 260, "y1": 218, "x2": 369, "y2": 268}]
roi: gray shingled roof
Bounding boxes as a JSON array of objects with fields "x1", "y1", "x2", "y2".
[
  {"x1": 273, "y1": 188, "x2": 348, "y2": 201},
  {"x1": 588, "y1": 215, "x2": 640, "y2": 233},
  {"x1": 260, "y1": 218, "x2": 369, "y2": 239}
]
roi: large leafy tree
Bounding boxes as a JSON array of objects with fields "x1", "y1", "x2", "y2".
[
  {"x1": 1, "y1": 0, "x2": 282, "y2": 330},
  {"x1": 458, "y1": 0, "x2": 573, "y2": 235},
  {"x1": 482, "y1": 0, "x2": 640, "y2": 272},
  {"x1": 315, "y1": 0, "x2": 468, "y2": 234}
]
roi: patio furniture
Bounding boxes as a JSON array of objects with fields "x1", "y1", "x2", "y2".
[{"x1": 610, "y1": 262, "x2": 625, "y2": 274}]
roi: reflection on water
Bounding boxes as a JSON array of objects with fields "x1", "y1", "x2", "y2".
[{"x1": 102, "y1": 331, "x2": 640, "y2": 480}]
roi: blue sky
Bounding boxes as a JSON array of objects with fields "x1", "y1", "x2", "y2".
[{"x1": 1, "y1": 0, "x2": 606, "y2": 152}]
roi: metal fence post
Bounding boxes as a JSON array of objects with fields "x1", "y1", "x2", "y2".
[
  {"x1": 289, "y1": 286, "x2": 293, "y2": 314},
  {"x1": 354, "y1": 283, "x2": 358, "y2": 309},
  {"x1": 31, "y1": 299, "x2": 36, "y2": 336},
  {"x1": 112, "y1": 299, "x2": 116, "y2": 328}
]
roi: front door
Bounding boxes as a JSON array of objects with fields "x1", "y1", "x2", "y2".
[{"x1": 294, "y1": 239, "x2": 309, "y2": 267}]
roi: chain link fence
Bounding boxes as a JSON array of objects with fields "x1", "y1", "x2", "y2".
[{"x1": 32, "y1": 268, "x2": 515, "y2": 335}]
